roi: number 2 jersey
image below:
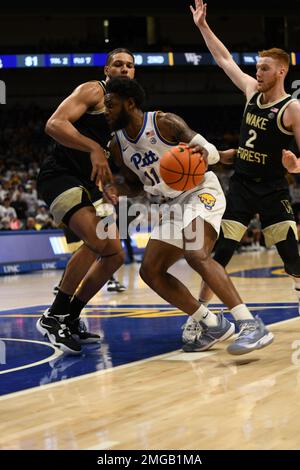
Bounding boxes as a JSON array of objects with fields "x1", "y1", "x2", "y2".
[
  {"x1": 235, "y1": 92, "x2": 297, "y2": 181},
  {"x1": 114, "y1": 111, "x2": 213, "y2": 199}
]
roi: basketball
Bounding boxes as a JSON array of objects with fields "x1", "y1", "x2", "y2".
[{"x1": 159, "y1": 144, "x2": 207, "y2": 191}]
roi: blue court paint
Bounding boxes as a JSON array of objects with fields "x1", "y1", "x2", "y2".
[
  {"x1": 230, "y1": 265, "x2": 287, "y2": 278},
  {"x1": 0, "y1": 301, "x2": 298, "y2": 396}
]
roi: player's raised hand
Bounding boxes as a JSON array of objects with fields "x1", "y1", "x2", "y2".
[
  {"x1": 190, "y1": 0, "x2": 207, "y2": 28},
  {"x1": 282, "y1": 149, "x2": 300, "y2": 173}
]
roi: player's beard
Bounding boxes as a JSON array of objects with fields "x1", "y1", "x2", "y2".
[
  {"x1": 259, "y1": 75, "x2": 278, "y2": 93},
  {"x1": 110, "y1": 107, "x2": 130, "y2": 131}
]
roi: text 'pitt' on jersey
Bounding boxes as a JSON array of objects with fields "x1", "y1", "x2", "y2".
[{"x1": 115, "y1": 111, "x2": 184, "y2": 199}]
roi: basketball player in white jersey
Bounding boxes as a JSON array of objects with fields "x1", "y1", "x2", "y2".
[{"x1": 103, "y1": 77, "x2": 274, "y2": 355}]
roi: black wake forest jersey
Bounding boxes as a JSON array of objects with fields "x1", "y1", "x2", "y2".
[
  {"x1": 235, "y1": 92, "x2": 296, "y2": 181},
  {"x1": 39, "y1": 80, "x2": 111, "y2": 189}
]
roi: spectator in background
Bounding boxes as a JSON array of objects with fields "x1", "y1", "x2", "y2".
[
  {"x1": 0, "y1": 197, "x2": 17, "y2": 220},
  {"x1": 35, "y1": 205, "x2": 50, "y2": 225},
  {"x1": 23, "y1": 182, "x2": 38, "y2": 216},
  {"x1": 9, "y1": 216, "x2": 23, "y2": 230},
  {"x1": 40, "y1": 217, "x2": 57, "y2": 230},
  {"x1": 0, "y1": 180, "x2": 11, "y2": 201},
  {"x1": 25, "y1": 216, "x2": 37, "y2": 230},
  {"x1": 0, "y1": 217, "x2": 12, "y2": 231},
  {"x1": 11, "y1": 192, "x2": 28, "y2": 222}
]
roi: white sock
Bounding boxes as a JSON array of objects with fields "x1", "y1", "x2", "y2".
[
  {"x1": 198, "y1": 297, "x2": 209, "y2": 308},
  {"x1": 191, "y1": 305, "x2": 218, "y2": 327},
  {"x1": 230, "y1": 304, "x2": 253, "y2": 321}
]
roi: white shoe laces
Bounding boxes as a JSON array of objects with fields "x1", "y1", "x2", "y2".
[
  {"x1": 58, "y1": 323, "x2": 72, "y2": 338},
  {"x1": 238, "y1": 321, "x2": 257, "y2": 337},
  {"x1": 182, "y1": 318, "x2": 202, "y2": 341}
]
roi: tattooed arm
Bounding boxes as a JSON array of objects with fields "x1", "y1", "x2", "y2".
[
  {"x1": 156, "y1": 111, "x2": 219, "y2": 163},
  {"x1": 155, "y1": 112, "x2": 197, "y2": 144}
]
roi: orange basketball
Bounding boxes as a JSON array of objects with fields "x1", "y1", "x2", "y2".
[{"x1": 159, "y1": 144, "x2": 207, "y2": 191}]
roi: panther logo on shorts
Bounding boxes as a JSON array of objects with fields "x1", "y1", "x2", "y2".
[{"x1": 198, "y1": 193, "x2": 216, "y2": 210}]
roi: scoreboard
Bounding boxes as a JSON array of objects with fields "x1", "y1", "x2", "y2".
[{"x1": 0, "y1": 51, "x2": 298, "y2": 69}]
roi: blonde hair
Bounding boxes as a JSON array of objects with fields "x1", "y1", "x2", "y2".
[{"x1": 258, "y1": 48, "x2": 290, "y2": 69}]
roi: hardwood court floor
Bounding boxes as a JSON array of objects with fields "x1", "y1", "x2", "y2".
[{"x1": 0, "y1": 249, "x2": 300, "y2": 450}]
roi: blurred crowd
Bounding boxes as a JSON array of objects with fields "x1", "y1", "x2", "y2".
[{"x1": 0, "y1": 105, "x2": 56, "y2": 231}]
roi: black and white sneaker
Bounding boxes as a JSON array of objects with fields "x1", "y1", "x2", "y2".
[
  {"x1": 53, "y1": 285, "x2": 59, "y2": 296},
  {"x1": 107, "y1": 279, "x2": 126, "y2": 292},
  {"x1": 67, "y1": 318, "x2": 101, "y2": 344},
  {"x1": 36, "y1": 314, "x2": 82, "y2": 354}
]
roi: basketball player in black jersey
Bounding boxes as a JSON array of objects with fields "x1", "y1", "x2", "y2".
[
  {"x1": 188, "y1": 0, "x2": 300, "y2": 354},
  {"x1": 36, "y1": 49, "x2": 135, "y2": 354}
]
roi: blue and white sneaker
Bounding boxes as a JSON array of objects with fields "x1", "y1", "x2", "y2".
[
  {"x1": 182, "y1": 313, "x2": 235, "y2": 352},
  {"x1": 227, "y1": 316, "x2": 274, "y2": 355}
]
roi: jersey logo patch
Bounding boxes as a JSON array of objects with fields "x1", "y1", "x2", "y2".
[{"x1": 198, "y1": 193, "x2": 216, "y2": 210}]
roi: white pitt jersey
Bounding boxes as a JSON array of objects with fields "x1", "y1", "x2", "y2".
[{"x1": 114, "y1": 111, "x2": 184, "y2": 198}]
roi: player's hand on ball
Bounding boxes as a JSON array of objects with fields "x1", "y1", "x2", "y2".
[{"x1": 182, "y1": 142, "x2": 208, "y2": 162}]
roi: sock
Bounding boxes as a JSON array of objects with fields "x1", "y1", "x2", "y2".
[
  {"x1": 48, "y1": 290, "x2": 72, "y2": 320},
  {"x1": 230, "y1": 304, "x2": 253, "y2": 321},
  {"x1": 191, "y1": 305, "x2": 218, "y2": 327},
  {"x1": 68, "y1": 295, "x2": 86, "y2": 320},
  {"x1": 198, "y1": 297, "x2": 209, "y2": 308}
]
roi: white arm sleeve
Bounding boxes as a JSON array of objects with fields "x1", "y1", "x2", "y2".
[{"x1": 189, "y1": 133, "x2": 220, "y2": 165}]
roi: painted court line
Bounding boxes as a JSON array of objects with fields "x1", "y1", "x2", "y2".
[
  {"x1": 0, "y1": 315, "x2": 299, "y2": 401},
  {"x1": 0, "y1": 338, "x2": 63, "y2": 375},
  {"x1": 0, "y1": 349, "x2": 179, "y2": 402}
]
